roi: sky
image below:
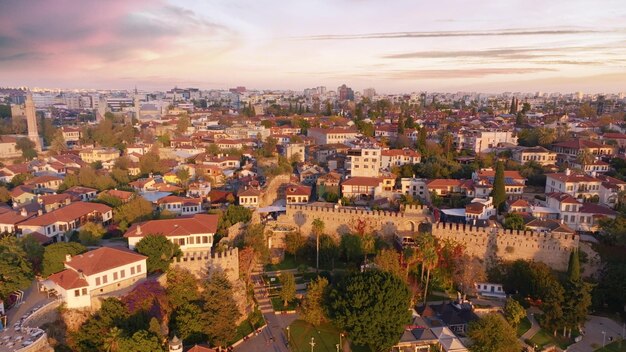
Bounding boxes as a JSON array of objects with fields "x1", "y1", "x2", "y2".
[{"x1": 0, "y1": 0, "x2": 625, "y2": 94}]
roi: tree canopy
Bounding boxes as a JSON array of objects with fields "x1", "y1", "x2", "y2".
[
  {"x1": 135, "y1": 235, "x2": 182, "y2": 273},
  {"x1": 301, "y1": 276, "x2": 329, "y2": 326},
  {"x1": 468, "y1": 313, "x2": 520, "y2": 352},
  {"x1": 0, "y1": 236, "x2": 34, "y2": 300},
  {"x1": 42, "y1": 242, "x2": 87, "y2": 277},
  {"x1": 330, "y1": 270, "x2": 411, "y2": 351},
  {"x1": 202, "y1": 272, "x2": 241, "y2": 347}
]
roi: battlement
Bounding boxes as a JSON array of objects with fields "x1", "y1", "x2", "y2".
[
  {"x1": 173, "y1": 247, "x2": 239, "y2": 282},
  {"x1": 432, "y1": 222, "x2": 579, "y2": 241}
]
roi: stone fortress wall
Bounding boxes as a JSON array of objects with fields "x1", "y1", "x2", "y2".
[
  {"x1": 277, "y1": 204, "x2": 579, "y2": 270},
  {"x1": 280, "y1": 204, "x2": 429, "y2": 236},
  {"x1": 431, "y1": 222, "x2": 579, "y2": 271},
  {"x1": 173, "y1": 247, "x2": 240, "y2": 282}
]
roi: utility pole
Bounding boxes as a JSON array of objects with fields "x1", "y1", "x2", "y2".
[{"x1": 310, "y1": 337, "x2": 316, "y2": 352}]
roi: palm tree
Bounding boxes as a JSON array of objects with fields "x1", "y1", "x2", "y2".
[
  {"x1": 312, "y1": 218, "x2": 325, "y2": 271},
  {"x1": 537, "y1": 128, "x2": 557, "y2": 146},
  {"x1": 576, "y1": 148, "x2": 594, "y2": 166},
  {"x1": 103, "y1": 327, "x2": 122, "y2": 352}
]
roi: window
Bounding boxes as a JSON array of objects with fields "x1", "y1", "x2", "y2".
[
  {"x1": 113, "y1": 272, "x2": 118, "y2": 280},
  {"x1": 82, "y1": 288, "x2": 87, "y2": 295},
  {"x1": 131, "y1": 267, "x2": 135, "y2": 275},
  {"x1": 74, "y1": 290, "x2": 80, "y2": 297},
  {"x1": 102, "y1": 275, "x2": 108, "y2": 284},
  {"x1": 120, "y1": 270, "x2": 125, "y2": 278},
  {"x1": 202, "y1": 236, "x2": 208, "y2": 244},
  {"x1": 96, "y1": 277, "x2": 101, "y2": 286},
  {"x1": 137, "y1": 265, "x2": 142, "y2": 273}
]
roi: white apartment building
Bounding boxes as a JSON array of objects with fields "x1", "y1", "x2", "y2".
[
  {"x1": 457, "y1": 130, "x2": 517, "y2": 153},
  {"x1": 124, "y1": 214, "x2": 217, "y2": 251},
  {"x1": 346, "y1": 148, "x2": 381, "y2": 177},
  {"x1": 545, "y1": 169, "x2": 602, "y2": 201},
  {"x1": 400, "y1": 178, "x2": 429, "y2": 200}
]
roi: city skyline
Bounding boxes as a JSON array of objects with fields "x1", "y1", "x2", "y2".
[{"x1": 1, "y1": 0, "x2": 625, "y2": 93}]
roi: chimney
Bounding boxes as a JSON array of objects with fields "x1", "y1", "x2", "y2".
[
  {"x1": 20, "y1": 208, "x2": 27, "y2": 217},
  {"x1": 37, "y1": 209, "x2": 43, "y2": 216},
  {"x1": 136, "y1": 225, "x2": 142, "y2": 235},
  {"x1": 565, "y1": 168, "x2": 571, "y2": 176},
  {"x1": 65, "y1": 254, "x2": 72, "y2": 262}
]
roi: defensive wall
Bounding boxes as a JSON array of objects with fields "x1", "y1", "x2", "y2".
[
  {"x1": 431, "y1": 223, "x2": 579, "y2": 271},
  {"x1": 276, "y1": 204, "x2": 579, "y2": 270},
  {"x1": 280, "y1": 203, "x2": 430, "y2": 237},
  {"x1": 172, "y1": 247, "x2": 240, "y2": 282}
]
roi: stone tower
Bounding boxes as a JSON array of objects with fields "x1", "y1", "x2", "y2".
[
  {"x1": 25, "y1": 92, "x2": 41, "y2": 151},
  {"x1": 168, "y1": 336, "x2": 183, "y2": 352}
]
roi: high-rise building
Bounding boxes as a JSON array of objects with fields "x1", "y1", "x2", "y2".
[
  {"x1": 25, "y1": 92, "x2": 41, "y2": 151},
  {"x1": 337, "y1": 84, "x2": 354, "y2": 101},
  {"x1": 363, "y1": 88, "x2": 376, "y2": 99}
]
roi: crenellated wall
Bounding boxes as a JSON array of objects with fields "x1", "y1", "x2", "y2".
[
  {"x1": 280, "y1": 204, "x2": 430, "y2": 237},
  {"x1": 276, "y1": 204, "x2": 578, "y2": 270},
  {"x1": 431, "y1": 223, "x2": 579, "y2": 271},
  {"x1": 173, "y1": 247, "x2": 240, "y2": 282}
]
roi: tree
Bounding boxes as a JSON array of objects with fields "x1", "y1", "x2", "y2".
[
  {"x1": 242, "y1": 223, "x2": 269, "y2": 264},
  {"x1": 139, "y1": 151, "x2": 166, "y2": 176},
  {"x1": 238, "y1": 246, "x2": 256, "y2": 288},
  {"x1": 113, "y1": 197, "x2": 154, "y2": 231},
  {"x1": 330, "y1": 270, "x2": 411, "y2": 352},
  {"x1": 416, "y1": 233, "x2": 438, "y2": 304},
  {"x1": 103, "y1": 327, "x2": 123, "y2": 352},
  {"x1": 374, "y1": 249, "x2": 403, "y2": 279},
  {"x1": 284, "y1": 231, "x2": 305, "y2": 262},
  {"x1": 540, "y1": 279, "x2": 565, "y2": 335},
  {"x1": 78, "y1": 222, "x2": 106, "y2": 246},
  {"x1": 561, "y1": 250, "x2": 592, "y2": 336},
  {"x1": 279, "y1": 272, "x2": 296, "y2": 307},
  {"x1": 176, "y1": 115, "x2": 190, "y2": 133},
  {"x1": 467, "y1": 313, "x2": 520, "y2": 352},
  {"x1": 49, "y1": 130, "x2": 67, "y2": 155},
  {"x1": 0, "y1": 236, "x2": 33, "y2": 300},
  {"x1": 312, "y1": 218, "x2": 325, "y2": 270},
  {"x1": 171, "y1": 301, "x2": 206, "y2": 343},
  {"x1": 567, "y1": 250, "x2": 581, "y2": 282},
  {"x1": 175, "y1": 167, "x2": 191, "y2": 188},
  {"x1": 0, "y1": 186, "x2": 9, "y2": 203},
  {"x1": 42, "y1": 242, "x2": 87, "y2": 277},
  {"x1": 301, "y1": 276, "x2": 329, "y2": 326},
  {"x1": 135, "y1": 235, "x2": 182, "y2": 273},
  {"x1": 72, "y1": 298, "x2": 130, "y2": 352},
  {"x1": 20, "y1": 234, "x2": 44, "y2": 273},
  {"x1": 453, "y1": 255, "x2": 486, "y2": 295},
  {"x1": 503, "y1": 213, "x2": 525, "y2": 230},
  {"x1": 16, "y1": 137, "x2": 37, "y2": 160},
  {"x1": 492, "y1": 160, "x2": 506, "y2": 212},
  {"x1": 117, "y1": 330, "x2": 164, "y2": 352},
  {"x1": 339, "y1": 234, "x2": 364, "y2": 264},
  {"x1": 166, "y1": 267, "x2": 199, "y2": 309},
  {"x1": 503, "y1": 298, "x2": 526, "y2": 327},
  {"x1": 202, "y1": 272, "x2": 241, "y2": 348}
]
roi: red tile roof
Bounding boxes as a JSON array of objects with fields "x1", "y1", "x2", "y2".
[
  {"x1": 285, "y1": 184, "x2": 311, "y2": 196},
  {"x1": 65, "y1": 247, "x2": 147, "y2": 276},
  {"x1": 124, "y1": 214, "x2": 219, "y2": 238},
  {"x1": 48, "y1": 269, "x2": 88, "y2": 289},
  {"x1": 18, "y1": 202, "x2": 112, "y2": 227},
  {"x1": 342, "y1": 177, "x2": 382, "y2": 187}
]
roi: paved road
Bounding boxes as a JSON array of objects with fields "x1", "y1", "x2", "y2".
[
  {"x1": 521, "y1": 308, "x2": 542, "y2": 341},
  {"x1": 4, "y1": 280, "x2": 53, "y2": 328},
  {"x1": 568, "y1": 315, "x2": 625, "y2": 352}
]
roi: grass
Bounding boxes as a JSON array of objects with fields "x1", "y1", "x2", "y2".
[
  {"x1": 287, "y1": 320, "x2": 342, "y2": 352},
  {"x1": 265, "y1": 254, "x2": 306, "y2": 271},
  {"x1": 596, "y1": 340, "x2": 626, "y2": 352},
  {"x1": 271, "y1": 297, "x2": 299, "y2": 311},
  {"x1": 529, "y1": 329, "x2": 572, "y2": 350},
  {"x1": 517, "y1": 317, "x2": 531, "y2": 337},
  {"x1": 230, "y1": 308, "x2": 265, "y2": 344}
]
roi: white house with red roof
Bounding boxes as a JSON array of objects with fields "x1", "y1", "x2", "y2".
[
  {"x1": 124, "y1": 213, "x2": 218, "y2": 251},
  {"x1": 307, "y1": 127, "x2": 359, "y2": 145},
  {"x1": 237, "y1": 188, "x2": 260, "y2": 208},
  {"x1": 472, "y1": 168, "x2": 526, "y2": 199},
  {"x1": 157, "y1": 196, "x2": 203, "y2": 215},
  {"x1": 545, "y1": 169, "x2": 602, "y2": 201},
  {"x1": 285, "y1": 184, "x2": 311, "y2": 205},
  {"x1": 17, "y1": 201, "x2": 113, "y2": 242},
  {"x1": 380, "y1": 148, "x2": 421, "y2": 169},
  {"x1": 42, "y1": 247, "x2": 147, "y2": 309},
  {"x1": 341, "y1": 176, "x2": 394, "y2": 201},
  {"x1": 546, "y1": 192, "x2": 616, "y2": 232}
]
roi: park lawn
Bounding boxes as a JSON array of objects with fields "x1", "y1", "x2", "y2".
[
  {"x1": 229, "y1": 308, "x2": 265, "y2": 344},
  {"x1": 517, "y1": 317, "x2": 531, "y2": 337},
  {"x1": 287, "y1": 320, "x2": 341, "y2": 352},
  {"x1": 271, "y1": 297, "x2": 299, "y2": 311},
  {"x1": 265, "y1": 254, "x2": 308, "y2": 271},
  {"x1": 529, "y1": 329, "x2": 572, "y2": 350},
  {"x1": 596, "y1": 341, "x2": 626, "y2": 352}
]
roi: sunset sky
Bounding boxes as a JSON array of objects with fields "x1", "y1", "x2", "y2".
[{"x1": 1, "y1": 0, "x2": 625, "y2": 93}]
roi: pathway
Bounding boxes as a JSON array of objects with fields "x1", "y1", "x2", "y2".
[
  {"x1": 236, "y1": 264, "x2": 296, "y2": 352},
  {"x1": 568, "y1": 315, "x2": 625, "y2": 352},
  {"x1": 521, "y1": 308, "x2": 542, "y2": 341}
]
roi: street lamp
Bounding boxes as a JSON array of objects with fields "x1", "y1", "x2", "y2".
[
  {"x1": 310, "y1": 337, "x2": 316, "y2": 352},
  {"x1": 339, "y1": 332, "x2": 344, "y2": 351},
  {"x1": 336, "y1": 344, "x2": 340, "y2": 352},
  {"x1": 286, "y1": 326, "x2": 290, "y2": 344},
  {"x1": 602, "y1": 330, "x2": 606, "y2": 347}
]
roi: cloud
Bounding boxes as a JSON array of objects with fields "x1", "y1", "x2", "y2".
[
  {"x1": 0, "y1": 0, "x2": 236, "y2": 69},
  {"x1": 384, "y1": 68, "x2": 557, "y2": 79},
  {"x1": 298, "y1": 27, "x2": 611, "y2": 41}
]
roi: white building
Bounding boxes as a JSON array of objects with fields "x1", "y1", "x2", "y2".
[
  {"x1": 124, "y1": 213, "x2": 218, "y2": 251},
  {"x1": 346, "y1": 148, "x2": 381, "y2": 177},
  {"x1": 43, "y1": 247, "x2": 147, "y2": 309}
]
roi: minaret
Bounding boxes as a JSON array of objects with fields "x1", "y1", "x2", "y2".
[
  {"x1": 25, "y1": 92, "x2": 41, "y2": 151},
  {"x1": 168, "y1": 336, "x2": 183, "y2": 352},
  {"x1": 133, "y1": 86, "x2": 141, "y2": 122}
]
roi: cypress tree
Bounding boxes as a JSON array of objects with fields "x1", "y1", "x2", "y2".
[
  {"x1": 567, "y1": 250, "x2": 580, "y2": 282},
  {"x1": 492, "y1": 160, "x2": 506, "y2": 211}
]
